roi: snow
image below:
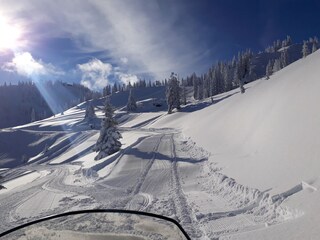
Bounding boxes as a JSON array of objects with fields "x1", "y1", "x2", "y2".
[
  {"x1": 148, "y1": 50, "x2": 320, "y2": 238},
  {"x1": 151, "y1": 51, "x2": 320, "y2": 195},
  {"x1": 0, "y1": 170, "x2": 49, "y2": 193},
  {"x1": 50, "y1": 134, "x2": 98, "y2": 164},
  {"x1": 1, "y1": 51, "x2": 320, "y2": 239},
  {"x1": 120, "y1": 112, "x2": 165, "y2": 128}
]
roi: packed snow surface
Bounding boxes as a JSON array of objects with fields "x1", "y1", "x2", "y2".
[{"x1": 1, "y1": 52, "x2": 320, "y2": 239}]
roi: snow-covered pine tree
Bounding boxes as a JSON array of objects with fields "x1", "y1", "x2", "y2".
[
  {"x1": 286, "y1": 35, "x2": 292, "y2": 46},
  {"x1": 126, "y1": 89, "x2": 137, "y2": 111},
  {"x1": 198, "y1": 75, "x2": 204, "y2": 100},
  {"x1": 192, "y1": 73, "x2": 198, "y2": 100},
  {"x1": 233, "y1": 63, "x2": 240, "y2": 87},
  {"x1": 223, "y1": 63, "x2": 232, "y2": 92},
  {"x1": 265, "y1": 60, "x2": 273, "y2": 80},
  {"x1": 302, "y1": 41, "x2": 310, "y2": 58},
  {"x1": 239, "y1": 79, "x2": 245, "y2": 94},
  {"x1": 210, "y1": 67, "x2": 217, "y2": 96},
  {"x1": 280, "y1": 48, "x2": 289, "y2": 68},
  {"x1": 312, "y1": 37, "x2": 318, "y2": 53},
  {"x1": 85, "y1": 103, "x2": 96, "y2": 120},
  {"x1": 181, "y1": 80, "x2": 187, "y2": 105},
  {"x1": 272, "y1": 59, "x2": 281, "y2": 73},
  {"x1": 166, "y1": 72, "x2": 181, "y2": 114},
  {"x1": 93, "y1": 98, "x2": 122, "y2": 160}
]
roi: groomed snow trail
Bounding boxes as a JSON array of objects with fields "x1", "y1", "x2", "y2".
[{"x1": 0, "y1": 127, "x2": 297, "y2": 239}]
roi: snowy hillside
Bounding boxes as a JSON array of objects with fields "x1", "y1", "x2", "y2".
[
  {"x1": 1, "y1": 51, "x2": 320, "y2": 239},
  {"x1": 0, "y1": 81, "x2": 94, "y2": 129},
  {"x1": 151, "y1": 50, "x2": 320, "y2": 239}
]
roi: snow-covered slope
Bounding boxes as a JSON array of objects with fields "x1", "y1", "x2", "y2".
[
  {"x1": 150, "y1": 50, "x2": 320, "y2": 239},
  {"x1": 153, "y1": 50, "x2": 320, "y2": 194}
]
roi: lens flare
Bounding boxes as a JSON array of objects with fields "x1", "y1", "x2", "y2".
[{"x1": 0, "y1": 16, "x2": 23, "y2": 51}]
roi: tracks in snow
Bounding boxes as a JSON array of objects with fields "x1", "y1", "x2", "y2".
[
  {"x1": 168, "y1": 134, "x2": 204, "y2": 239},
  {"x1": 131, "y1": 135, "x2": 164, "y2": 196},
  {"x1": 124, "y1": 135, "x2": 163, "y2": 210},
  {"x1": 125, "y1": 133, "x2": 204, "y2": 238}
]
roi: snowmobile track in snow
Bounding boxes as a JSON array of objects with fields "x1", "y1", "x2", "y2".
[
  {"x1": 125, "y1": 134, "x2": 164, "y2": 210},
  {"x1": 168, "y1": 134, "x2": 205, "y2": 239}
]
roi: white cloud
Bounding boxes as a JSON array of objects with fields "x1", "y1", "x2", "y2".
[
  {"x1": 77, "y1": 58, "x2": 112, "y2": 91},
  {"x1": 2, "y1": 52, "x2": 63, "y2": 79},
  {"x1": 77, "y1": 58, "x2": 139, "y2": 90},
  {"x1": 120, "y1": 57, "x2": 128, "y2": 64},
  {"x1": 116, "y1": 72, "x2": 139, "y2": 85},
  {"x1": 0, "y1": 0, "x2": 208, "y2": 80}
]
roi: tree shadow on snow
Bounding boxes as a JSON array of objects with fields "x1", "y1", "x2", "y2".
[
  {"x1": 124, "y1": 147, "x2": 207, "y2": 164},
  {"x1": 181, "y1": 91, "x2": 239, "y2": 113}
]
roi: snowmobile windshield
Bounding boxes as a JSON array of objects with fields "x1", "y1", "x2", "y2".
[{"x1": 0, "y1": 209, "x2": 191, "y2": 240}]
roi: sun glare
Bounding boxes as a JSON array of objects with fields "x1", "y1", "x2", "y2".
[{"x1": 0, "y1": 16, "x2": 23, "y2": 51}]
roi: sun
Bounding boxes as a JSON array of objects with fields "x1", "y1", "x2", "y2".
[{"x1": 0, "y1": 16, "x2": 23, "y2": 51}]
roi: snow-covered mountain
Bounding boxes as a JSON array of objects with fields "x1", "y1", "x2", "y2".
[{"x1": 1, "y1": 49, "x2": 320, "y2": 239}]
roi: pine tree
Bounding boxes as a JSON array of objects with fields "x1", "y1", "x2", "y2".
[
  {"x1": 312, "y1": 37, "x2": 318, "y2": 53},
  {"x1": 192, "y1": 73, "x2": 198, "y2": 99},
  {"x1": 286, "y1": 35, "x2": 292, "y2": 46},
  {"x1": 280, "y1": 49, "x2": 289, "y2": 68},
  {"x1": 126, "y1": 89, "x2": 137, "y2": 112},
  {"x1": 103, "y1": 85, "x2": 111, "y2": 96},
  {"x1": 233, "y1": 63, "x2": 240, "y2": 87},
  {"x1": 85, "y1": 103, "x2": 96, "y2": 120},
  {"x1": 239, "y1": 79, "x2": 245, "y2": 94},
  {"x1": 265, "y1": 60, "x2": 273, "y2": 80},
  {"x1": 223, "y1": 64, "x2": 232, "y2": 92},
  {"x1": 272, "y1": 59, "x2": 281, "y2": 73},
  {"x1": 198, "y1": 75, "x2": 204, "y2": 100},
  {"x1": 202, "y1": 74, "x2": 209, "y2": 98},
  {"x1": 112, "y1": 83, "x2": 118, "y2": 94},
  {"x1": 181, "y1": 80, "x2": 187, "y2": 105},
  {"x1": 93, "y1": 98, "x2": 122, "y2": 160},
  {"x1": 302, "y1": 41, "x2": 310, "y2": 58},
  {"x1": 166, "y1": 72, "x2": 181, "y2": 114}
]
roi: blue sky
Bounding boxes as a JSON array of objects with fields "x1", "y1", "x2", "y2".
[{"x1": 0, "y1": 0, "x2": 320, "y2": 90}]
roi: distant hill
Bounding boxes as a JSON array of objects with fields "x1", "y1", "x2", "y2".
[{"x1": 0, "y1": 81, "x2": 93, "y2": 129}]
